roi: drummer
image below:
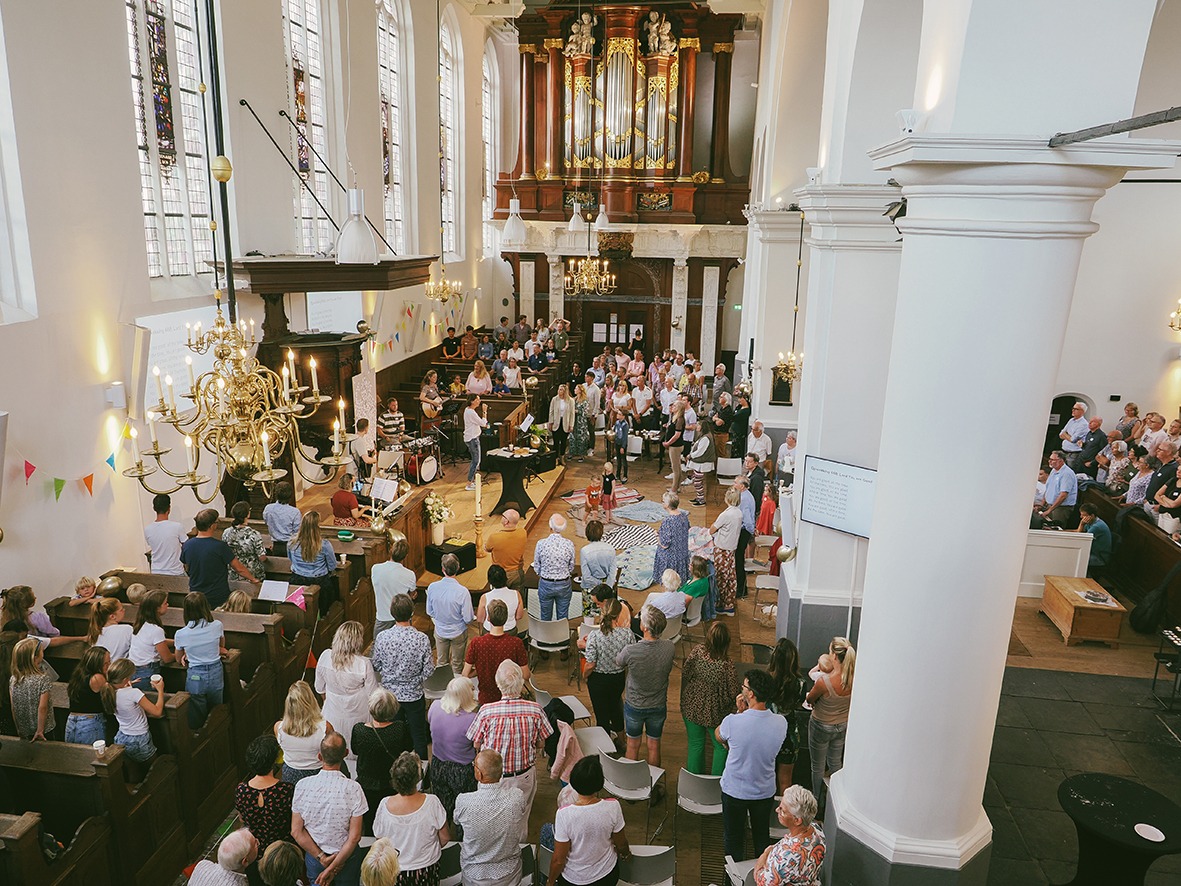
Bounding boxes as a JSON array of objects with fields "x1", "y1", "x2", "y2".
[{"x1": 378, "y1": 396, "x2": 406, "y2": 448}]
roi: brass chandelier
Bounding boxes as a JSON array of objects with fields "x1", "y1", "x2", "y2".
[
  {"x1": 124, "y1": 295, "x2": 352, "y2": 503},
  {"x1": 564, "y1": 204, "x2": 616, "y2": 296}
]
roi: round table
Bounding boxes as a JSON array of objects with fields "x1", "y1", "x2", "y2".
[
  {"x1": 482, "y1": 450, "x2": 537, "y2": 515},
  {"x1": 1057, "y1": 773, "x2": 1181, "y2": 885}
]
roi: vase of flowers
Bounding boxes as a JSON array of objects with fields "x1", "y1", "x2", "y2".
[{"x1": 424, "y1": 492, "x2": 454, "y2": 546}]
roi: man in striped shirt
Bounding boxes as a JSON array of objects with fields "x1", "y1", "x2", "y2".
[{"x1": 466, "y1": 660, "x2": 553, "y2": 826}]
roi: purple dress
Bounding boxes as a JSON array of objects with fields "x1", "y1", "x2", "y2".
[{"x1": 651, "y1": 510, "x2": 691, "y2": 586}]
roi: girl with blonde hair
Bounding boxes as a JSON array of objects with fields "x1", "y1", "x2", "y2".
[
  {"x1": 274, "y1": 680, "x2": 334, "y2": 784},
  {"x1": 315, "y1": 621, "x2": 377, "y2": 767},
  {"x1": 218, "y1": 589, "x2": 254, "y2": 613},
  {"x1": 9, "y1": 637, "x2": 53, "y2": 740},
  {"x1": 87, "y1": 596, "x2": 133, "y2": 661},
  {"x1": 805, "y1": 636, "x2": 855, "y2": 809}
]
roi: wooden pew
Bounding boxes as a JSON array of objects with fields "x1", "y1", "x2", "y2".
[
  {"x1": 43, "y1": 599, "x2": 309, "y2": 706},
  {"x1": 101, "y1": 569, "x2": 326, "y2": 653},
  {"x1": 46, "y1": 685, "x2": 236, "y2": 856},
  {"x1": 0, "y1": 742, "x2": 186, "y2": 886},
  {"x1": 264, "y1": 558, "x2": 377, "y2": 646},
  {"x1": 0, "y1": 811, "x2": 115, "y2": 886}
]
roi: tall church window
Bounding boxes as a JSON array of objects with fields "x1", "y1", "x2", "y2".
[
  {"x1": 439, "y1": 20, "x2": 460, "y2": 259},
  {"x1": 378, "y1": 0, "x2": 407, "y2": 254},
  {"x1": 282, "y1": 0, "x2": 332, "y2": 254},
  {"x1": 481, "y1": 51, "x2": 497, "y2": 259},
  {"x1": 126, "y1": 0, "x2": 213, "y2": 278}
]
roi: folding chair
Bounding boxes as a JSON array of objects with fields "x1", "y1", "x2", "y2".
[
  {"x1": 746, "y1": 534, "x2": 778, "y2": 576},
  {"x1": 659, "y1": 613, "x2": 683, "y2": 646},
  {"x1": 673, "y1": 769, "x2": 722, "y2": 845},
  {"x1": 527, "y1": 618, "x2": 572, "y2": 671},
  {"x1": 600, "y1": 752, "x2": 667, "y2": 841},
  {"x1": 681, "y1": 595, "x2": 706, "y2": 658},
  {"x1": 724, "y1": 857, "x2": 757, "y2": 886},
  {"x1": 575, "y1": 725, "x2": 618, "y2": 757},
  {"x1": 423, "y1": 664, "x2": 455, "y2": 700},
  {"x1": 529, "y1": 679, "x2": 592, "y2": 724},
  {"x1": 618, "y1": 845, "x2": 676, "y2": 886},
  {"x1": 438, "y1": 842, "x2": 462, "y2": 886},
  {"x1": 752, "y1": 574, "x2": 779, "y2": 620},
  {"x1": 741, "y1": 642, "x2": 774, "y2": 665},
  {"x1": 715, "y1": 457, "x2": 743, "y2": 490}
]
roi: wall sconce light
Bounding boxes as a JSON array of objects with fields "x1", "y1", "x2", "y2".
[
  {"x1": 105, "y1": 381, "x2": 128, "y2": 410},
  {"x1": 671, "y1": 315, "x2": 683, "y2": 329},
  {"x1": 1169, "y1": 297, "x2": 1181, "y2": 332}
]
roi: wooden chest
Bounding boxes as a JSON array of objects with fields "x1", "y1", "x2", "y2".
[{"x1": 1040, "y1": 575, "x2": 1126, "y2": 648}]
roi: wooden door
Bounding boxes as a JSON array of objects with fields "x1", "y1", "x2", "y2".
[{"x1": 582, "y1": 304, "x2": 653, "y2": 368}]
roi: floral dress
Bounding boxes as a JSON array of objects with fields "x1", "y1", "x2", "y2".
[
  {"x1": 651, "y1": 510, "x2": 691, "y2": 587},
  {"x1": 222, "y1": 524, "x2": 267, "y2": 581},
  {"x1": 569, "y1": 400, "x2": 591, "y2": 457},
  {"x1": 757, "y1": 823, "x2": 826, "y2": 886}
]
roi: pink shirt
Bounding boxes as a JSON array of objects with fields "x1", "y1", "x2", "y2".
[{"x1": 627, "y1": 359, "x2": 645, "y2": 377}]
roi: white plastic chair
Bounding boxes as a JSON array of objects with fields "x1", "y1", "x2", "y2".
[
  {"x1": 618, "y1": 845, "x2": 676, "y2": 886},
  {"x1": 715, "y1": 457, "x2": 743, "y2": 488},
  {"x1": 724, "y1": 856, "x2": 757, "y2": 886},
  {"x1": 673, "y1": 768, "x2": 722, "y2": 845},
  {"x1": 423, "y1": 664, "x2": 455, "y2": 700},
  {"x1": 600, "y1": 752, "x2": 667, "y2": 841},
  {"x1": 752, "y1": 573, "x2": 779, "y2": 615},
  {"x1": 681, "y1": 595, "x2": 706, "y2": 656},
  {"x1": 659, "y1": 613, "x2": 683, "y2": 645},
  {"x1": 529, "y1": 679, "x2": 591, "y2": 723},
  {"x1": 438, "y1": 842, "x2": 461, "y2": 886},
  {"x1": 575, "y1": 725, "x2": 617, "y2": 757},
  {"x1": 527, "y1": 618, "x2": 572, "y2": 670}
]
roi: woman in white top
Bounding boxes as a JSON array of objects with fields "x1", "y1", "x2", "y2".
[
  {"x1": 549, "y1": 384, "x2": 576, "y2": 465},
  {"x1": 314, "y1": 622, "x2": 376, "y2": 768},
  {"x1": 373, "y1": 752, "x2": 449, "y2": 882},
  {"x1": 710, "y1": 486, "x2": 744, "y2": 615},
  {"x1": 609, "y1": 379, "x2": 632, "y2": 422},
  {"x1": 476, "y1": 565, "x2": 524, "y2": 633},
  {"x1": 504, "y1": 357, "x2": 523, "y2": 390},
  {"x1": 127, "y1": 589, "x2": 176, "y2": 689},
  {"x1": 102, "y1": 657, "x2": 166, "y2": 770},
  {"x1": 87, "y1": 597, "x2": 134, "y2": 662},
  {"x1": 549, "y1": 755, "x2": 631, "y2": 886},
  {"x1": 466, "y1": 360, "x2": 494, "y2": 395},
  {"x1": 274, "y1": 680, "x2": 334, "y2": 784}
]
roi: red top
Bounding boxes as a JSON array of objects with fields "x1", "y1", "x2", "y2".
[
  {"x1": 464, "y1": 632, "x2": 529, "y2": 706},
  {"x1": 331, "y1": 490, "x2": 359, "y2": 518}
]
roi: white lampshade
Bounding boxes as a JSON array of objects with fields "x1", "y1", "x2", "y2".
[
  {"x1": 502, "y1": 197, "x2": 527, "y2": 246},
  {"x1": 568, "y1": 202, "x2": 588, "y2": 233},
  {"x1": 594, "y1": 203, "x2": 610, "y2": 230},
  {"x1": 335, "y1": 188, "x2": 379, "y2": 264}
]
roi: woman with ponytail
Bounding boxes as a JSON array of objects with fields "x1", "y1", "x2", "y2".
[
  {"x1": 66, "y1": 646, "x2": 110, "y2": 744},
  {"x1": 88, "y1": 597, "x2": 133, "y2": 661},
  {"x1": 127, "y1": 589, "x2": 176, "y2": 690},
  {"x1": 804, "y1": 637, "x2": 855, "y2": 810}
]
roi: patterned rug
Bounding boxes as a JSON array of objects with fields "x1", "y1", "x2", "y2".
[
  {"x1": 603, "y1": 524, "x2": 661, "y2": 550},
  {"x1": 689, "y1": 526, "x2": 715, "y2": 559},
  {"x1": 561, "y1": 486, "x2": 644, "y2": 506},
  {"x1": 612, "y1": 500, "x2": 671, "y2": 524},
  {"x1": 617, "y1": 545, "x2": 658, "y2": 590}
]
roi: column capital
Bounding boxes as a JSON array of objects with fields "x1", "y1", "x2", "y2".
[
  {"x1": 679, "y1": 37, "x2": 700, "y2": 50},
  {"x1": 543, "y1": 38, "x2": 564, "y2": 50},
  {"x1": 712, "y1": 41, "x2": 734, "y2": 53},
  {"x1": 673, "y1": 258, "x2": 688, "y2": 269},
  {"x1": 546, "y1": 253, "x2": 564, "y2": 266},
  {"x1": 794, "y1": 183, "x2": 905, "y2": 251},
  {"x1": 743, "y1": 208, "x2": 806, "y2": 242}
]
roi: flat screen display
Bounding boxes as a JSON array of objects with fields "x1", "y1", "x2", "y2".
[{"x1": 799, "y1": 455, "x2": 877, "y2": 539}]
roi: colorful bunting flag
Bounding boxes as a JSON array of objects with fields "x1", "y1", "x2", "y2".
[
  {"x1": 53, "y1": 478, "x2": 65, "y2": 500},
  {"x1": 105, "y1": 453, "x2": 116, "y2": 471},
  {"x1": 82, "y1": 474, "x2": 94, "y2": 496},
  {"x1": 24, "y1": 460, "x2": 34, "y2": 484}
]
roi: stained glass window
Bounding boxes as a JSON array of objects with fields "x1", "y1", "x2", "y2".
[
  {"x1": 378, "y1": 0, "x2": 407, "y2": 254},
  {"x1": 126, "y1": 0, "x2": 213, "y2": 279},
  {"x1": 481, "y1": 51, "x2": 497, "y2": 259},
  {"x1": 282, "y1": 0, "x2": 332, "y2": 254},
  {"x1": 439, "y1": 21, "x2": 460, "y2": 260}
]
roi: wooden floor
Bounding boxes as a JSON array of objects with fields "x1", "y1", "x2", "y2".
[{"x1": 298, "y1": 445, "x2": 1161, "y2": 885}]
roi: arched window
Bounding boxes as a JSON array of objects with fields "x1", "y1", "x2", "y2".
[
  {"x1": 281, "y1": 0, "x2": 332, "y2": 254},
  {"x1": 125, "y1": 0, "x2": 214, "y2": 279},
  {"x1": 438, "y1": 20, "x2": 460, "y2": 260},
  {"x1": 377, "y1": 0, "x2": 407, "y2": 254},
  {"x1": 481, "y1": 50, "x2": 497, "y2": 259}
]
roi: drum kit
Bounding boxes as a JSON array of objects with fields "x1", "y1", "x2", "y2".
[{"x1": 387, "y1": 434, "x2": 440, "y2": 485}]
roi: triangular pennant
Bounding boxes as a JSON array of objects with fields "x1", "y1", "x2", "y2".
[
  {"x1": 105, "y1": 453, "x2": 116, "y2": 471},
  {"x1": 394, "y1": 332, "x2": 400, "y2": 342},
  {"x1": 24, "y1": 460, "x2": 35, "y2": 484},
  {"x1": 122, "y1": 420, "x2": 132, "y2": 439},
  {"x1": 53, "y1": 477, "x2": 65, "y2": 500},
  {"x1": 82, "y1": 474, "x2": 94, "y2": 496}
]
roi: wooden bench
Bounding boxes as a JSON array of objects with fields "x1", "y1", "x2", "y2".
[
  {"x1": 0, "y1": 811, "x2": 114, "y2": 886},
  {"x1": 102, "y1": 569, "x2": 329, "y2": 654},
  {"x1": 0, "y1": 742, "x2": 185, "y2": 886},
  {"x1": 45, "y1": 684, "x2": 236, "y2": 855},
  {"x1": 44, "y1": 598, "x2": 309, "y2": 705},
  {"x1": 1040, "y1": 574, "x2": 1127, "y2": 647}
]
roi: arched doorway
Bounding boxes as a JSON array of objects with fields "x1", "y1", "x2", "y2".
[
  {"x1": 571, "y1": 259, "x2": 667, "y2": 367},
  {"x1": 1044, "y1": 392, "x2": 1096, "y2": 456}
]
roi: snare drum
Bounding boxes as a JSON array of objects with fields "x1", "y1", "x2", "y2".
[{"x1": 406, "y1": 453, "x2": 438, "y2": 483}]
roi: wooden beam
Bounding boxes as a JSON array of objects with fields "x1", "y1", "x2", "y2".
[{"x1": 1049, "y1": 104, "x2": 1181, "y2": 147}]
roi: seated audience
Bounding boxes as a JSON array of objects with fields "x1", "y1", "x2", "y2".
[
  {"x1": 332, "y1": 473, "x2": 368, "y2": 526},
  {"x1": 753, "y1": 786, "x2": 826, "y2": 886},
  {"x1": 643, "y1": 569, "x2": 690, "y2": 621},
  {"x1": 1072, "y1": 502, "x2": 1113, "y2": 569}
]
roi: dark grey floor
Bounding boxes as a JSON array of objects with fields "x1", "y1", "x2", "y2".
[{"x1": 986, "y1": 667, "x2": 1181, "y2": 885}]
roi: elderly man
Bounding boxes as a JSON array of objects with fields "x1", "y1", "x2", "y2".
[
  {"x1": 590, "y1": 355, "x2": 606, "y2": 386},
  {"x1": 1077, "y1": 417, "x2": 1107, "y2": 478},
  {"x1": 658, "y1": 374, "x2": 679, "y2": 421},
  {"x1": 746, "y1": 422, "x2": 773, "y2": 472},
  {"x1": 632, "y1": 375, "x2": 657, "y2": 431},
  {"x1": 712, "y1": 364, "x2": 733, "y2": 403},
  {"x1": 1142, "y1": 412, "x2": 1169, "y2": 454},
  {"x1": 743, "y1": 453, "x2": 767, "y2": 506},
  {"x1": 1058, "y1": 401, "x2": 1089, "y2": 468},
  {"x1": 709, "y1": 392, "x2": 734, "y2": 457},
  {"x1": 189, "y1": 828, "x2": 258, "y2": 885},
  {"x1": 467, "y1": 661, "x2": 553, "y2": 823},
  {"x1": 584, "y1": 371, "x2": 602, "y2": 453},
  {"x1": 617, "y1": 605, "x2": 676, "y2": 771},
  {"x1": 776, "y1": 431, "x2": 797, "y2": 486},
  {"x1": 454, "y1": 748, "x2": 528, "y2": 885},
  {"x1": 486, "y1": 509, "x2": 528, "y2": 589},
  {"x1": 427, "y1": 553, "x2": 475, "y2": 673},
  {"x1": 532, "y1": 514, "x2": 576, "y2": 622},
  {"x1": 735, "y1": 475, "x2": 757, "y2": 600},
  {"x1": 371, "y1": 536, "x2": 416, "y2": 636},
  {"x1": 371, "y1": 593, "x2": 434, "y2": 758},
  {"x1": 291, "y1": 733, "x2": 367, "y2": 886},
  {"x1": 464, "y1": 599, "x2": 530, "y2": 705},
  {"x1": 1035, "y1": 450, "x2": 1078, "y2": 527}
]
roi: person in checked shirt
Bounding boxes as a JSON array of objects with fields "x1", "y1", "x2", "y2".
[
  {"x1": 291, "y1": 733, "x2": 367, "y2": 886},
  {"x1": 466, "y1": 660, "x2": 553, "y2": 830},
  {"x1": 371, "y1": 593, "x2": 434, "y2": 759},
  {"x1": 454, "y1": 748, "x2": 527, "y2": 886}
]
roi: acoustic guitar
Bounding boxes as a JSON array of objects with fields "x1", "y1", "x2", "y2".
[{"x1": 421, "y1": 396, "x2": 447, "y2": 419}]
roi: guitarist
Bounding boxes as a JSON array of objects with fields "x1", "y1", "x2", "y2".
[{"x1": 419, "y1": 369, "x2": 446, "y2": 434}]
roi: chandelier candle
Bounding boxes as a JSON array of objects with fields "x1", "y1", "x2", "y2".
[
  {"x1": 165, "y1": 375, "x2": 177, "y2": 413},
  {"x1": 333, "y1": 419, "x2": 340, "y2": 451},
  {"x1": 287, "y1": 350, "x2": 297, "y2": 385},
  {"x1": 184, "y1": 436, "x2": 195, "y2": 474},
  {"x1": 148, "y1": 413, "x2": 158, "y2": 447},
  {"x1": 310, "y1": 358, "x2": 319, "y2": 394},
  {"x1": 260, "y1": 431, "x2": 272, "y2": 468},
  {"x1": 153, "y1": 366, "x2": 164, "y2": 404},
  {"x1": 131, "y1": 427, "x2": 141, "y2": 467},
  {"x1": 217, "y1": 378, "x2": 227, "y2": 416},
  {"x1": 282, "y1": 366, "x2": 290, "y2": 401},
  {"x1": 186, "y1": 323, "x2": 192, "y2": 346},
  {"x1": 338, "y1": 399, "x2": 346, "y2": 433},
  {"x1": 185, "y1": 356, "x2": 195, "y2": 394}
]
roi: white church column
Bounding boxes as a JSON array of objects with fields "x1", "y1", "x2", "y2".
[
  {"x1": 824, "y1": 137, "x2": 1179, "y2": 884},
  {"x1": 670, "y1": 259, "x2": 689, "y2": 354},
  {"x1": 547, "y1": 255, "x2": 564, "y2": 322},
  {"x1": 777, "y1": 184, "x2": 901, "y2": 663},
  {"x1": 699, "y1": 264, "x2": 720, "y2": 369},
  {"x1": 518, "y1": 258, "x2": 535, "y2": 323}
]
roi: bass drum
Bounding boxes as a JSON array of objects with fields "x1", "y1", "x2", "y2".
[{"x1": 405, "y1": 453, "x2": 439, "y2": 484}]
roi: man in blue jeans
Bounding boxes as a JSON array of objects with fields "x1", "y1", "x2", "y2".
[
  {"x1": 292, "y1": 733, "x2": 367, "y2": 886},
  {"x1": 717, "y1": 669, "x2": 788, "y2": 861},
  {"x1": 532, "y1": 514, "x2": 576, "y2": 621},
  {"x1": 617, "y1": 605, "x2": 676, "y2": 775}
]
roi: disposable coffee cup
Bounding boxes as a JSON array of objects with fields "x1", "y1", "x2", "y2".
[
  {"x1": 93, "y1": 740, "x2": 106, "y2": 756},
  {"x1": 150, "y1": 674, "x2": 164, "y2": 686}
]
